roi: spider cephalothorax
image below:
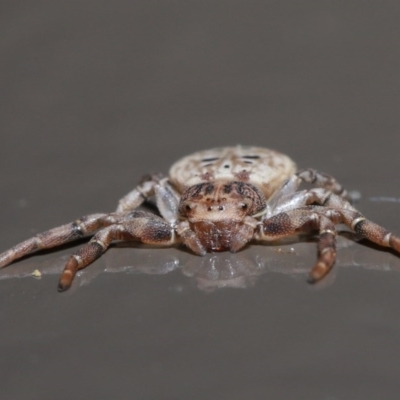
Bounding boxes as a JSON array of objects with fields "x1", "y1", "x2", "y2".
[
  {"x1": 178, "y1": 181, "x2": 266, "y2": 253},
  {"x1": 1, "y1": 145, "x2": 400, "y2": 291}
]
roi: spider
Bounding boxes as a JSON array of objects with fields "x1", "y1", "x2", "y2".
[{"x1": 1, "y1": 146, "x2": 399, "y2": 291}]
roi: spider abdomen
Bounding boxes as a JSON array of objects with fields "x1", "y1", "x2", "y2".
[{"x1": 169, "y1": 145, "x2": 296, "y2": 198}]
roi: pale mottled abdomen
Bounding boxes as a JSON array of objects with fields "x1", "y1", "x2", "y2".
[{"x1": 169, "y1": 146, "x2": 297, "y2": 198}]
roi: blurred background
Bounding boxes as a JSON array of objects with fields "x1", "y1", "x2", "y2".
[{"x1": 1, "y1": 1, "x2": 400, "y2": 399}]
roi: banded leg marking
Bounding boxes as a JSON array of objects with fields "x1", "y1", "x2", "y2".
[
  {"x1": 116, "y1": 174, "x2": 168, "y2": 213},
  {"x1": 0, "y1": 214, "x2": 114, "y2": 269},
  {"x1": 258, "y1": 209, "x2": 339, "y2": 283},
  {"x1": 296, "y1": 168, "x2": 348, "y2": 199},
  {"x1": 308, "y1": 205, "x2": 400, "y2": 257},
  {"x1": 257, "y1": 210, "x2": 315, "y2": 242},
  {"x1": 350, "y1": 214, "x2": 400, "y2": 253},
  {"x1": 58, "y1": 213, "x2": 177, "y2": 291},
  {"x1": 58, "y1": 226, "x2": 122, "y2": 291},
  {"x1": 308, "y1": 218, "x2": 337, "y2": 283}
]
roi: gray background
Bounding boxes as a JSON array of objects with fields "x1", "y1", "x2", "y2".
[{"x1": 1, "y1": 1, "x2": 400, "y2": 399}]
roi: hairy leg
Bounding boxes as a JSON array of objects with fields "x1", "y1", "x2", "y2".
[
  {"x1": 256, "y1": 209, "x2": 340, "y2": 282},
  {"x1": 296, "y1": 168, "x2": 348, "y2": 198},
  {"x1": 116, "y1": 175, "x2": 180, "y2": 223},
  {"x1": 0, "y1": 213, "x2": 117, "y2": 268},
  {"x1": 310, "y1": 203, "x2": 400, "y2": 255},
  {"x1": 297, "y1": 191, "x2": 400, "y2": 254},
  {"x1": 266, "y1": 168, "x2": 350, "y2": 216},
  {"x1": 308, "y1": 216, "x2": 337, "y2": 283},
  {"x1": 266, "y1": 199, "x2": 400, "y2": 282},
  {"x1": 58, "y1": 211, "x2": 177, "y2": 291}
]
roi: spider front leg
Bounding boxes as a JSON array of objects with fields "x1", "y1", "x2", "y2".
[
  {"x1": 116, "y1": 175, "x2": 160, "y2": 213},
  {"x1": 255, "y1": 209, "x2": 339, "y2": 282},
  {"x1": 58, "y1": 211, "x2": 178, "y2": 291},
  {"x1": 0, "y1": 213, "x2": 117, "y2": 269},
  {"x1": 266, "y1": 168, "x2": 350, "y2": 217},
  {"x1": 116, "y1": 175, "x2": 180, "y2": 223}
]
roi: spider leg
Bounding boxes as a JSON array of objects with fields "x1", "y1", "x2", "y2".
[
  {"x1": 116, "y1": 174, "x2": 180, "y2": 219},
  {"x1": 266, "y1": 168, "x2": 349, "y2": 216},
  {"x1": 256, "y1": 209, "x2": 339, "y2": 282},
  {"x1": 302, "y1": 192, "x2": 400, "y2": 254},
  {"x1": 266, "y1": 188, "x2": 330, "y2": 216},
  {"x1": 296, "y1": 168, "x2": 348, "y2": 198},
  {"x1": 258, "y1": 193, "x2": 400, "y2": 282},
  {"x1": 176, "y1": 221, "x2": 207, "y2": 256},
  {"x1": 308, "y1": 216, "x2": 337, "y2": 283},
  {"x1": 154, "y1": 179, "x2": 180, "y2": 223},
  {"x1": 116, "y1": 175, "x2": 160, "y2": 213},
  {"x1": 58, "y1": 211, "x2": 177, "y2": 291},
  {"x1": 310, "y1": 202, "x2": 400, "y2": 256},
  {"x1": 0, "y1": 213, "x2": 118, "y2": 269},
  {"x1": 266, "y1": 179, "x2": 362, "y2": 219}
]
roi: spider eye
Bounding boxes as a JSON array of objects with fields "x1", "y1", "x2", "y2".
[
  {"x1": 185, "y1": 205, "x2": 191, "y2": 211},
  {"x1": 241, "y1": 203, "x2": 248, "y2": 210}
]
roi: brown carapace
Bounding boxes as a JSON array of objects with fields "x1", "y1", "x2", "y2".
[{"x1": 1, "y1": 146, "x2": 400, "y2": 291}]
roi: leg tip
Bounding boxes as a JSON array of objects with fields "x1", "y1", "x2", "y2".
[
  {"x1": 57, "y1": 267, "x2": 75, "y2": 292},
  {"x1": 307, "y1": 270, "x2": 325, "y2": 284},
  {"x1": 307, "y1": 275, "x2": 318, "y2": 284},
  {"x1": 307, "y1": 259, "x2": 334, "y2": 284},
  {"x1": 57, "y1": 279, "x2": 71, "y2": 292},
  {"x1": 307, "y1": 269, "x2": 327, "y2": 284},
  {"x1": 57, "y1": 284, "x2": 68, "y2": 292}
]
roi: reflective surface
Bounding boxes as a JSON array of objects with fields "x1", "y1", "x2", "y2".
[{"x1": 2, "y1": 2, "x2": 400, "y2": 399}]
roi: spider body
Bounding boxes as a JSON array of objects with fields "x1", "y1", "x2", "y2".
[{"x1": 1, "y1": 145, "x2": 400, "y2": 291}]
